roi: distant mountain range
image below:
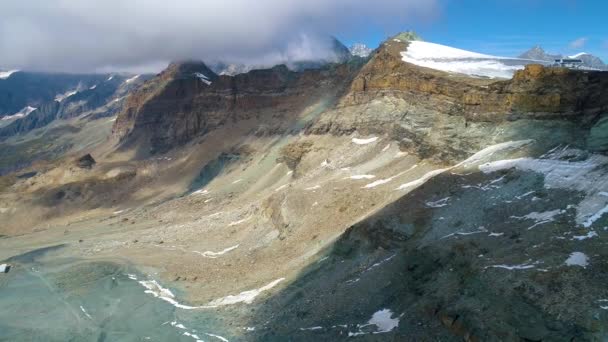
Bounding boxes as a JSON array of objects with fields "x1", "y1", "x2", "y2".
[
  {"x1": 349, "y1": 43, "x2": 373, "y2": 58},
  {"x1": 519, "y1": 45, "x2": 607, "y2": 70}
]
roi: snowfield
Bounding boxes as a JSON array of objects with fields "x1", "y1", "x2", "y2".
[{"x1": 401, "y1": 41, "x2": 544, "y2": 79}]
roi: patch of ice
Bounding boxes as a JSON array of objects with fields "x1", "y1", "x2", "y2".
[
  {"x1": 352, "y1": 137, "x2": 378, "y2": 145},
  {"x1": 206, "y1": 278, "x2": 285, "y2": 307},
  {"x1": 194, "y1": 245, "x2": 239, "y2": 258},
  {"x1": 565, "y1": 252, "x2": 589, "y2": 268}
]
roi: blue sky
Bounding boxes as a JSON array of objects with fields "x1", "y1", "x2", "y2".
[{"x1": 340, "y1": 0, "x2": 608, "y2": 60}]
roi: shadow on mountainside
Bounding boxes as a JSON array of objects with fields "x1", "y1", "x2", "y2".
[{"x1": 244, "y1": 167, "x2": 608, "y2": 341}]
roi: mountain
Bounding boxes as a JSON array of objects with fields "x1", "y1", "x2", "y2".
[
  {"x1": 349, "y1": 43, "x2": 373, "y2": 58},
  {"x1": 519, "y1": 46, "x2": 607, "y2": 70},
  {"x1": 569, "y1": 52, "x2": 607, "y2": 70},
  {"x1": 2, "y1": 33, "x2": 608, "y2": 341},
  {"x1": 210, "y1": 36, "x2": 352, "y2": 76},
  {"x1": 0, "y1": 71, "x2": 110, "y2": 117},
  {"x1": 0, "y1": 72, "x2": 151, "y2": 139},
  {"x1": 518, "y1": 45, "x2": 562, "y2": 61},
  {"x1": 400, "y1": 39, "x2": 546, "y2": 79}
]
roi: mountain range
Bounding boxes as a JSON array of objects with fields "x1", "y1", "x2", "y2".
[
  {"x1": 519, "y1": 45, "x2": 607, "y2": 70},
  {"x1": 1, "y1": 33, "x2": 608, "y2": 341}
]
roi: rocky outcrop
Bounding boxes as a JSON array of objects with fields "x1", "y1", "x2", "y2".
[
  {"x1": 0, "y1": 74, "x2": 147, "y2": 139},
  {"x1": 342, "y1": 40, "x2": 608, "y2": 122},
  {"x1": 75, "y1": 154, "x2": 96, "y2": 169},
  {"x1": 587, "y1": 115, "x2": 608, "y2": 151},
  {"x1": 113, "y1": 61, "x2": 360, "y2": 153}
]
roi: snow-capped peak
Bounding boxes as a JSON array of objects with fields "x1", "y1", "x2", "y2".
[
  {"x1": 401, "y1": 40, "x2": 544, "y2": 79},
  {"x1": 0, "y1": 70, "x2": 19, "y2": 80},
  {"x1": 350, "y1": 43, "x2": 373, "y2": 58}
]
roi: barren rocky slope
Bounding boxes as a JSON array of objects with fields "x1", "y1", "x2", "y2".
[{"x1": 1, "y1": 35, "x2": 608, "y2": 341}]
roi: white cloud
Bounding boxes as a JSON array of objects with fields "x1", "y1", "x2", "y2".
[
  {"x1": 0, "y1": 0, "x2": 439, "y2": 73},
  {"x1": 569, "y1": 37, "x2": 588, "y2": 50}
]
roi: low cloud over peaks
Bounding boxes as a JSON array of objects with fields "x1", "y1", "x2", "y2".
[{"x1": 0, "y1": 0, "x2": 439, "y2": 73}]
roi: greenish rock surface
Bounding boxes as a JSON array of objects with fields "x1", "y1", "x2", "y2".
[{"x1": 587, "y1": 116, "x2": 608, "y2": 152}]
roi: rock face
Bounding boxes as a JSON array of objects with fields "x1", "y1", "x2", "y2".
[
  {"x1": 587, "y1": 115, "x2": 608, "y2": 151},
  {"x1": 343, "y1": 40, "x2": 608, "y2": 121},
  {"x1": 0, "y1": 74, "x2": 147, "y2": 139},
  {"x1": 113, "y1": 61, "x2": 360, "y2": 153},
  {"x1": 75, "y1": 154, "x2": 96, "y2": 169}
]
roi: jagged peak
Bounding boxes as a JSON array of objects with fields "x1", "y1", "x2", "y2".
[
  {"x1": 391, "y1": 31, "x2": 423, "y2": 42},
  {"x1": 163, "y1": 60, "x2": 218, "y2": 81}
]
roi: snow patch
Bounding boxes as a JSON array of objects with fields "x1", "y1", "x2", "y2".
[
  {"x1": 0, "y1": 70, "x2": 19, "y2": 79},
  {"x1": 194, "y1": 245, "x2": 239, "y2": 258},
  {"x1": 194, "y1": 72, "x2": 212, "y2": 85},
  {"x1": 138, "y1": 279, "x2": 200, "y2": 310},
  {"x1": 395, "y1": 168, "x2": 449, "y2": 191},
  {"x1": 565, "y1": 252, "x2": 589, "y2": 268},
  {"x1": 2, "y1": 106, "x2": 37, "y2": 120},
  {"x1": 346, "y1": 175, "x2": 376, "y2": 180},
  {"x1": 79, "y1": 305, "x2": 92, "y2": 319},
  {"x1": 368, "y1": 309, "x2": 400, "y2": 333},
  {"x1": 206, "y1": 278, "x2": 285, "y2": 307},
  {"x1": 426, "y1": 197, "x2": 450, "y2": 208},
  {"x1": 352, "y1": 137, "x2": 378, "y2": 145},
  {"x1": 572, "y1": 231, "x2": 598, "y2": 241},
  {"x1": 228, "y1": 217, "x2": 251, "y2": 226},
  {"x1": 125, "y1": 74, "x2": 140, "y2": 83},
  {"x1": 478, "y1": 151, "x2": 608, "y2": 227},
  {"x1": 55, "y1": 89, "x2": 78, "y2": 102},
  {"x1": 401, "y1": 41, "x2": 538, "y2": 79}
]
